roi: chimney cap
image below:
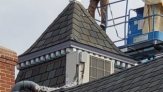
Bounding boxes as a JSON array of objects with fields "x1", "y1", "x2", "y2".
[
  {"x1": 0, "y1": 45, "x2": 17, "y2": 63},
  {"x1": 0, "y1": 45, "x2": 16, "y2": 53}
]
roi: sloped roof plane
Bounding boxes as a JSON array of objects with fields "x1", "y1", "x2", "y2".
[
  {"x1": 21, "y1": 1, "x2": 122, "y2": 56},
  {"x1": 53, "y1": 57, "x2": 163, "y2": 92}
]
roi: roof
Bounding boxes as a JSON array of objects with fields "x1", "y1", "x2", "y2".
[
  {"x1": 16, "y1": 56, "x2": 66, "y2": 88},
  {"x1": 21, "y1": 1, "x2": 123, "y2": 56},
  {"x1": 54, "y1": 57, "x2": 163, "y2": 92}
]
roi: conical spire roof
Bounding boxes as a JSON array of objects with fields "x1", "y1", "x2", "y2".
[{"x1": 22, "y1": 1, "x2": 122, "y2": 56}]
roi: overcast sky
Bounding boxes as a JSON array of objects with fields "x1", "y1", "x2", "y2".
[{"x1": 0, "y1": 0, "x2": 144, "y2": 55}]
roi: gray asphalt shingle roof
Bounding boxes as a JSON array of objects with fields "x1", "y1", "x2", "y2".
[
  {"x1": 16, "y1": 56, "x2": 66, "y2": 88},
  {"x1": 53, "y1": 57, "x2": 163, "y2": 92},
  {"x1": 21, "y1": 1, "x2": 122, "y2": 56}
]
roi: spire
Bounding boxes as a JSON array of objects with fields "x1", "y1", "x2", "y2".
[{"x1": 21, "y1": 1, "x2": 122, "y2": 56}]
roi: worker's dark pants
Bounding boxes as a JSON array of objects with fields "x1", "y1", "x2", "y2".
[{"x1": 88, "y1": 0, "x2": 108, "y2": 25}]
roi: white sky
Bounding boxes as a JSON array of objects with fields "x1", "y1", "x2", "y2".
[{"x1": 0, "y1": 0, "x2": 144, "y2": 55}]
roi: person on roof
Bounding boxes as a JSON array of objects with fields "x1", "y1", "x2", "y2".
[
  {"x1": 142, "y1": 0, "x2": 163, "y2": 33},
  {"x1": 88, "y1": 0, "x2": 109, "y2": 30}
]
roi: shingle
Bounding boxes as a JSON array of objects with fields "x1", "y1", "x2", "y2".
[
  {"x1": 36, "y1": 40, "x2": 46, "y2": 47},
  {"x1": 81, "y1": 28, "x2": 90, "y2": 35},
  {"x1": 52, "y1": 35, "x2": 60, "y2": 43},
  {"x1": 97, "y1": 39, "x2": 105, "y2": 46},
  {"x1": 74, "y1": 8, "x2": 81, "y2": 16},
  {"x1": 90, "y1": 31, "x2": 98, "y2": 38},
  {"x1": 59, "y1": 27, "x2": 68, "y2": 34},
  {"x1": 16, "y1": 71, "x2": 24, "y2": 82},
  {"x1": 43, "y1": 32, "x2": 53, "y2": 39},
  {"x1": 51, "y1": 30, "x2": 60, "y2": 36},
  {"x1": 48, "y1": 70, "x2": 56, "y2": 79},
  {"x1": 95, "y1": 44, "x2": 103, "y2": 49},
  {"x1": 55, "y1": 68, "x2": 64, "y2": 77},
  {"x1": 43, "y1": 80, "x2": 50, "y2": 86},
  {"x1": 68, "y1": 13, "x2": 73, "y2": 20},
  {"x1": 59, "y1": 21, "x2": 68, "y2": 28},
  {"x1": 82, "y1": 22, "x2": 91, "y2": 30},
  {"x1": 131, "y1": 76, "x2": 142, "y2": 83},
  {"x1": 32, "y1": 66, "x2": 40, "y2": 76},
  {"x1": 28, "y1": 77, "x2": 34, "y2": 81},
  {"x1": 97, "y1": 33, "x2": 105, "y2": 40},
  {"x1": 33, "y1": 75, "x2": 41, "y2": 83},
  {"x1": 129, "y1": 86, "x2": 140, "y2": 92},
  {"x1": 79, "y1": 39, "x2": 89, "y2": 45},
  {"x1": 50, "y1": 24, "x2": 60, "y2": 32},
  {"x1": 50, "y1": 78, "x2": 58, "y2": 86},
  {"x1": 149, "y1": 80, "x2": 160, "y2": 87},
  {"x1": 72, "y1": 24, "x2": 81, "y2": 32},
  {"x1": 72, "y1": 29, "x2": 81, "y2": 38},
  {"x1": 25, "y1": 69, "x2": 32, "y2": 78},
  {"x1": 58, "y1": 16, "x2": 68, "y2": 23},
  {"x1": 47, "y1": 62, "x2": 54, "y2": 72},
  {"x1": 89, "y1": 37, "x2": 97, "y2": 44},
  {"x1": 60, "y1": 32, "x2": 70, "y2": 40},
  {"x1": 104, "y1": 40, "x2": 112, "y2": 48},
  {"x1": 73, "y1": 18, "x2": 81, "y2": 27},
  {"x1": 53, "y1": 60, "x2": 61, "y2": 69},
  {"x1": 151, "y1": 74, "x2": 163, "y2": 82},
  {"x1": 91, "y1": 25, "x2": 99, "y2": 32},
  {"x1": 41, "y1": 72, "x2": 49, "y2": 81},
  {"x1": 83, "y1": 16, "x2": 92, "y2": 25},
  {"x1": 52, "y1": 22, "x2": 60, "y2": 30},
  {"x1": 57, "y1": 75, "x2": 65, "y2": 84},
  {"x1": 38, "y1": 82, "x2": 43, "y2": 86},
  {"x1": 73, "y1": 13, "x2": 81, "y2": 21},
  {"x1": 62, "y1": 67, "x2": 66, "y2": 75},
  {"x1": 44, "y1": 37, "x2": 53, "y2": 45},
  {"x1": 81, "y1": 34, "x2": 89, "y2": 42},
  {"x1": 60, "y1": 57, "x2": 66, "y2": 67},
  {"x1": 39, "y1": 64, "x2": 47, "y2": 74}
]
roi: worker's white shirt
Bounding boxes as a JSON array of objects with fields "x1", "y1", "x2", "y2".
[{"x1": 142, "y1": 0, "x2": 163, "y2": 5}]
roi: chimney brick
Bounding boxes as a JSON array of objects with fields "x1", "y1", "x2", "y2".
[{"x1": 0, "y1": 46, "x2": 17, "y2": 92}]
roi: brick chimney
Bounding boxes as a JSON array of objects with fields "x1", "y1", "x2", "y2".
[{"x1": 0, "y1": 46, "x2": 17, "y2": 92}]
